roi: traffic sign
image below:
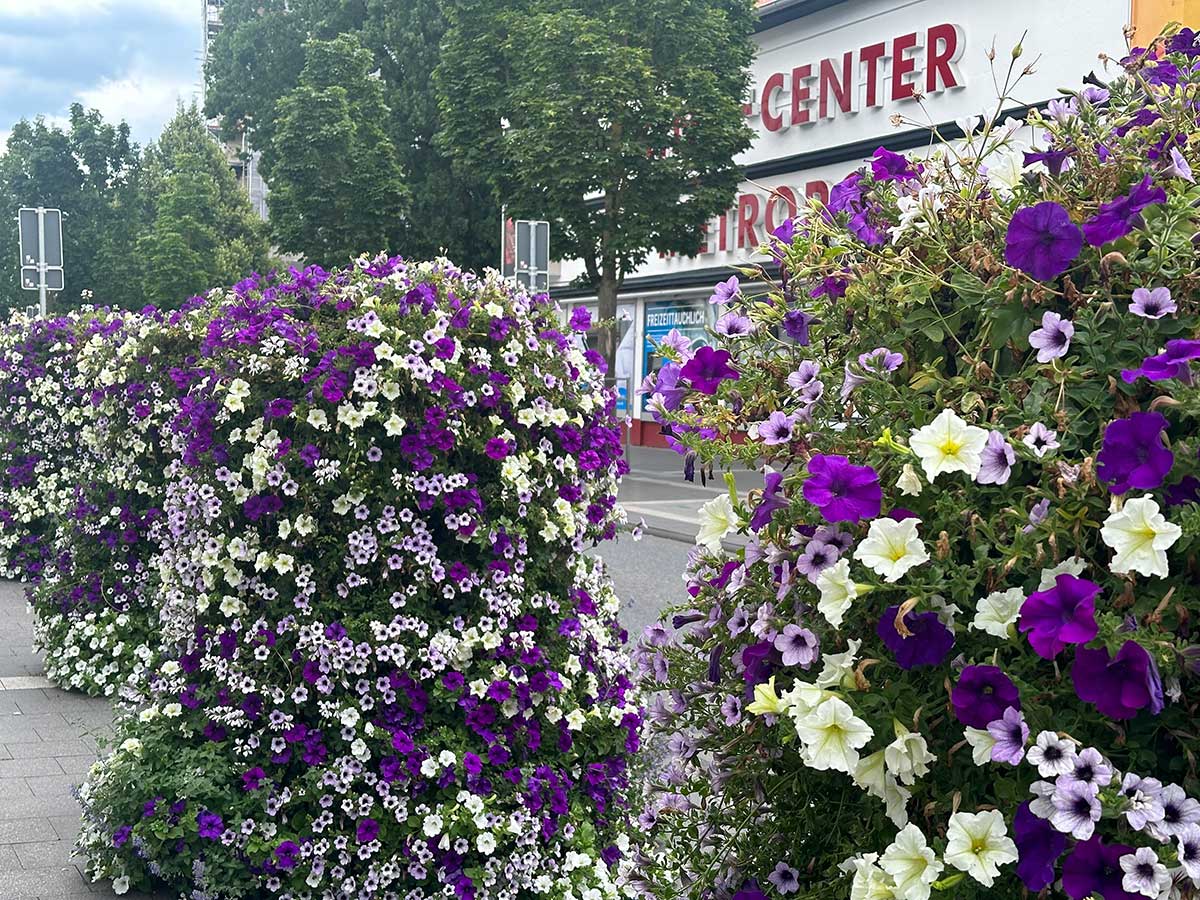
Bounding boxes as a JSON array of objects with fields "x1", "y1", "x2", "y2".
[{"x1": 17, "y1": 207, "x2": 64, "y2": 316}]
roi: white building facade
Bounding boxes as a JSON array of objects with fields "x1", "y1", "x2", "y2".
[{"x1": 551, "y1": 0, "x2": 1135, "y2": 446}]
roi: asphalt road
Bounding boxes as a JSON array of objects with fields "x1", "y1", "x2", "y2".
[{"x1": 592, "y1": 532, "x2": 694, "y2": 641}]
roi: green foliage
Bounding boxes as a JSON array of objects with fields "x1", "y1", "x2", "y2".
[
  {"x1": 434, "y1": 0, "x2": 756, "y2": 363},
  {"x1": 203, "y1": 0, "x2": 500, "y2": 272},
  {"x1": 268, "y1": 35, "x2": 408, "y2": 267}
]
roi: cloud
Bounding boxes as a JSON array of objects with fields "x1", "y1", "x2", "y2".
[{"x1": 0, "y1": 0, "x2": 199, "y2": 147}]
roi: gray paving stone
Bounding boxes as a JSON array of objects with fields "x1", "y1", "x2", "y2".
[
  {"x1": 48, "y1": 813, "x2": 81, "y2": 842},
  {"x1": 0, "y1": 793, "x2": 81, "y2": 820},
  {"x1": 0, "y1": 863, "x2": 91, "y2": 897},
  {"x1": 54, "y1": 755, "x2": 97, "y2": 777},
  {"x1": 5, "y1": 739, "x2": 91, "y2": 759},
  {"x1": 26, "y1": 774, "x2": 78, "y2": 800},
  {"x1": 14, "y1": 838, "x2": 78, "y2": 868},
  {"x1": 0, "y1": 756, "x2": 63, "y2": 778},
  {"x1": 0, "y1": 818, "x2": 59, "y2": 844}
]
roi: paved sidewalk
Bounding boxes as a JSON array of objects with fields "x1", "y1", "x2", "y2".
[{"x1": 0, "y1": 581, "x2": 166, "y2": 899}]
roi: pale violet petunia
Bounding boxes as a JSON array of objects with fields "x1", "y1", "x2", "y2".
[
  {"x1": 1101, "y1": 495, "x2": 1182, "y2": 578},
  {"x1": 970, "y1": 587, "x2": 1025, "y2": 639},
  {"x1": 854, "y1": 517, "x2": 930, "y2": 583},
  {"x1": 909, "y1": 409, "x2": 989, "y2": 481},
  {"x1": 879, "y1": 824, "x2": 944, "y2": 900},
  {"x1": 943, "y1": 810, "x2": 1018, "y2": 887},
  {"x1": 695, "y1": 494, "x2": 740, "y2": 553}
]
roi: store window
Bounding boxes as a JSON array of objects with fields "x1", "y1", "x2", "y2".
[
  {"x1": 563, "y1": 302, "x2": 636, "y2": 413},
  {"x1": 642, "y1": 298, "x2": 712, "y2": 384}
]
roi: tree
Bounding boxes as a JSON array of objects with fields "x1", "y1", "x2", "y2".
[
  {"x1": 203, "y1": 0, "x2": 500, "y2": 272},
  {"x1": 0, "y1": 105, "x2": 143, "y2": 311},
  {"x1": 267, "y1": 35, "x2": 408, "y2": 267},
  {"x1": 435, "y1": 0, "x2": 756, "y2": 371},
  {"x1": 137, "y1": 104, "x2": 270, "y2": 307}
]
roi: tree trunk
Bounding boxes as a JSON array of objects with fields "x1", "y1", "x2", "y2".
[{"x1": 596, "y1": 267, "x2": 619, "y2": 380}]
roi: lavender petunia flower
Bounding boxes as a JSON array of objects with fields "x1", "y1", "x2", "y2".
[
  {"x1": 720, "y1": 694, "x2": 742, "y2": 726},
  {"x1": 1069, "y1": 747, "x2": 1115, "y2": 788},
  {"x1": 1051, "y1": 778, "x2": 1102, "y2": 839},
  {"x1": 1164, "y1": 146, "x2": 1194, "y2": 182},
  {"x1": 715, "y1": 312, "x2": 754, "y2": 337},
  {"x1": 709, "y1": 275, "x2": 740, "y2": 305},
  {"x1": 976, "y1": 430, "x2": 1016, "y2": 485},
  {"x1": 1097, "y1": 411, "x2": 1174, "y2": 494},
  {"x1": 857, "y1": 347, "x2": 904, "y2": 374},
  {"x1": 1129, "y1": 286, "x2": 1177, "y2": 318},
  {"x1": 986, "y1": 706, "x2": 1030, "y2": 765},
  {"x1": 1028, "y1": 311, "x2": 1074, "y2": 362},
  {"x1": 1005, "y1": 202, "x2": 1083, "y2": 280},
  {"x1": 786, "y1": 360, "x2": 820, "y2": 391},
  {"x1": 1026, "y1": 730, "x2": 1077, "y2": 777},
  {"x1": 774, "y1": 624, "x2": 819, "y2": 668},
  {"x1": 1150, "y1": 784, "x2": 1200, "y2": 841},
  {"x1": 1120, "y1": 773, "x2": 1166, "y2": 831},
  {"x1": 758, "y1": 411, "x2": 798, "y2": 446},
  {"x1": 795, "y1": 539, "x2": 838, "y2": 583},
  {"x1": 1024, "y1": 422, "x2": 1059, "y2": 457},
  {"x1": 1022, "y1": 498, "x2": 1051, "y2": 534},
  {"x1": 767, "y1": 862, "x2": 800, "y2": 895},
  {"x1": 658, "y1": 328, "x2": 695, "y2": 360}
]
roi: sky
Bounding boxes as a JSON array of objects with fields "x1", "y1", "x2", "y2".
[{"x1": 0, "y1": 0, "x2": 200, "y2": 149}]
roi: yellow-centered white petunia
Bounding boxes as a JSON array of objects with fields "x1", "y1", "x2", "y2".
[
  {"x1": 908, "y1": 409, "x2": 988, "y2": 480},
  {"x1": 1101, "y1": 495, "x2": 1182, "y2": 578},
  {"x1": 853, "y1": 517, "x2": 930, "y2": 583},
  {"x1": 793, "y1": 696, "x2": 873, "y2": 773},
  {"x1": 880, "y1": 824, "x2": 943, "y2": 900},
  {"x1": 695, "y1": 494, "x2": 739, "y2": 553},
  {"x1": 943, "y1": 810, "x2": 1018, "y2": 887}
]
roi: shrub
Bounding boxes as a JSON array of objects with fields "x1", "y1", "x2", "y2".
[
  {"x1": 636, "y1": 28, "x2": 1200, "y2": 900},
  {"x1": 77, "y1": 257, "x2": 640, "y2": 899}
]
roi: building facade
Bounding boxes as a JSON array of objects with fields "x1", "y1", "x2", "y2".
[
  {"x1": 550, "y1": 0, "x2": 1156, "y2": 446},
  {"x1": 200, "y1": 0, "x2": 269, "y2": 222}
]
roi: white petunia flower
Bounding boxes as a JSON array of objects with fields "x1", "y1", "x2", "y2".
[
  {"x1": 908, "y1": 409, "x2": 989, "y2": 480},
  {"x1": 695, "y1": 494, "x2": 740, "y2": 553},
  {"x1": 1038, "y1": 556, "x2": 1087, "y2": 591},
  {"x1": 962, "y1": 728, "x2": 996, "y2": 766},
  {"x1": 853, "y1": 517, "x2": 930, "y2": 583},
  {"x1": 944, "y1": 810, "x2": 1018, "y2": 887},
  {"x1": 854, "y1": 751, "x2": 912, "y2": 828},
  {"x1": 815, "y1": 638, "x2": 862, "y2": 689},
  {"x1": 970, "y1": 588, "x2": 1024, "y2": 639},
  {"x1": 896, "y1": 463, "x2": 923, "y2": 497},
  {"x1": 1120, "y1": 847, "x2": 1171, "y2": 898},
  {"x1": 880, "y1": 824, "x2": 943, "y2": 900},
  {"x1": 816, "y1": 558, "x2": 858, "y2": 627},
  {"x1": 885, "y1": 723, "x2": 936, "y2": 786},
  {"x1": 844, "y1": 853, "x2": 898, "y2": 900},
  {"x1": 1101, "y1": 495, "x2": 1182, "y2": 578},
  {"x1": 794, "y1": 696, "x2": 873, "y2": 773},
  {"x1": 1025, "y1": 730, "x2": 1077, "y2": 777}
]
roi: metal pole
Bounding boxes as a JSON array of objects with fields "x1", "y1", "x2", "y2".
[{"x1": 36, "y1": 207, "x2": 46, "y2": 318}]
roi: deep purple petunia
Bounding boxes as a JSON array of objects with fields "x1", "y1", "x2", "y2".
[
  {"x1": 951, "y1": 665, "x2": 1020, "y2": 728},
  {"x1": 197, "y1": 809, "x2": 224, "y2": 840},
  {"x1": 782, "y1": 309, "x2": 817, "y2": 345},
  {"x1": 569, "y1": 306, "x2": 592, "y2": 332},
  {"x1": 769, "y1": 218, "x2": 796, "y2": 263},
  {"x1": 274, "y1": 840, "x2": 301, "y2": 870},
  {"x1": 1166, "y1": 475, "x2": 1200, "y2": 507},
  {"x1": 877, "y1": 606, "x2": 955, "y2": 670},
  {"x1": 1019, "y1": 574, "x2": 1101, "y2": 659},
  {"x1": 1061, "y1": 836, "x2": 1138, "y2": 900},
  {"x1": 1005, "y1": 202, "x2": 1083, "y2": 280},
  {"x1": 680, "y1": 346, "x2": 739, "y2": 395},
  {"x1": 1082, "y1": 175, "x2": 1166, "y2": 246},
  {"x1": 113, "y1": 825, "x2": 133, "y2": 848},
  {"x1": 356, "y1": 817, "x2": 380, "y2": 843},
  {"x1": 1073, "y1": 641, "x2": 1163, "y2": 720},
  {"x1": 1121, "y1": 339, "x2": 1200, "y2": 384},
  {"x1": 801, "y1": 454, "x2": 882, "y2": 523},
  {"x1": 1014, "y1": 800, "x2": 1066, "y2": 891},
  {"x1": 871, "y1": 146, "x2": 919, "y2": 182},
  {"x1": 1096, "y1": 411, "x2": 1174, "y2": 494},
  {"x1": 828, "y1": 171, "x2": 864, "y2": 214},
  {"x1": 1024, "y1": 147, "x2": 1074, "y2": 176},
  {"x1": 750, "y1": 471, "x2": 789, "y2": 532}
]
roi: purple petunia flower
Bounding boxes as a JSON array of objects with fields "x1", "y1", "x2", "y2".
[
  {"x1": 987, "y1": 705, "x2": 1029, "y2": 765},
  {"x1": 715, "y1": 312, "x2": 753, "y2": 337},
  {"x1": 801, "y1": 454, "x2": 882, "y2": 524},
  {"x1": 870, "y1": 146, "x2": 919, "y2": 182},
  {"x1": 1061, "y1": 836, "x2": 1137, "y2": 900},
  {"x1": 1024, "y1": 422, "x2": 1060, "y2": 458},
  {"x1": 857, "y1": 347, "x2": 904, "y2": 374},
  {"x1": 976, "y1": 430, "x2": 1016, "y2": 485},
  {"x1": 709, "y1": 275, "x2": 740, "y2": 305},
  {"x1": 356, "y1": 817, "x2": 380, "y2": 843},
  {"x1": 1025, "y1": 147, "x2": 1074, "y2": 176},
  {"x1": 782, "y1": 309, "x2": 817, "y2": 345},
  {"x1": 758, "y1": 411, "x2": 798, "y2": 446},
  {"x1": 1166, "y1": 475, "x2": 1200, "y2": 507},
  {"x1": 795, "y1": 539, "x2": 838, "y2": 582},
  {"x1": 274, "y1": 840, "x2": 301, "y2": 870},
  {"x1": 1164, "y1": 147, "x2": 1194, "y2": 182},
  {"x1": 1082, "y1": 175, "x2": 1166, "y2": 246},
  {"x1": 569, "y1": 306, "x2": 592, "y2": 332},
  {"x1": 952, "y1": 665, "x2": 1020, "y2": 727},
  {"x1": 1072, "y1": 640, "x2": 1163, "y2": 720},
  {"x1": 1005, "y1": 202, "x2": 1083, "y2": 280},
  {"x1": 769, "y1": 218, "x2": 796, "y2": 263},
  {"x1": 197, "y1": 809, "x2": 224, "y2": 840},
  {"x1": 1129, "y1": 286, "x2": 1177, "y2": 319},
  {"x1": 680, "y1": 346, "x2": 739, "y2": 394},
  {"x1": 750, "y1": 471, "x2": 789, "y2": 532},
  {"x1": 1097, "y1": 411, "x2": 1174, "y2": 494},
  {"x1": 877, "y1": 605, "x2": 955, "y2": 670},
  {"x1": 1023, "y1": 497, "x2": 1052, "y2": 534},
  {"x1": 774, "y1": 624, "x2": 819, "y2": 668},
  {"x1": 1052, "y1": 779, "x2": 1102, "y2": 840},
  {"x1": 1028, "y1": 311, "x2": 1074, "y2": 362},
  {"x1": 1121, "y1": 339, "x2": 1200, "y2": 383},
  {"x1": 1019, "y1": 574, "x2": 1101, "y2": 659},
  {"x1": 113, "y1": 825, "x2": 133, "y2": 848},
  {"x1": 1014, "y1": 800, "x2": 1067, "y2": 891},
  {"x1": 768, "y1": 862, "x2": 801, "y2": 895}
]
